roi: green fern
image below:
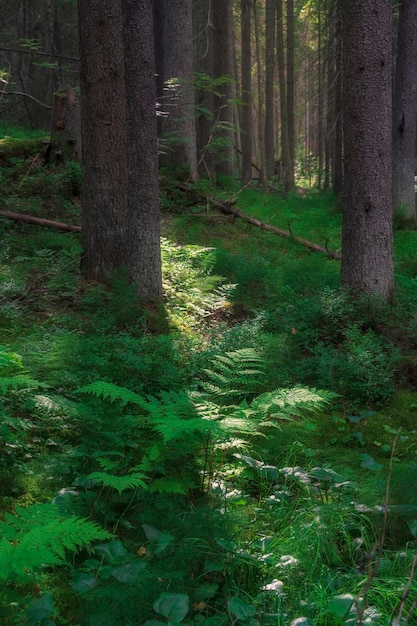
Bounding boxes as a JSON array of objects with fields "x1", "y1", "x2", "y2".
[
  {"x1": 77, "y1": 380, "x2": 148, "y2": 409},
  {"x1": 250, "y1": 386, "x2": 337, "y2": 421},
  {"x1": 0, "y1": 503, "x2": 112, "y2": 582},
  {"x1": 0, "y1": 374, "x2": 44, "y2": 395},
  {"x1": 88, "y1": 471, "x2": 148, "y2": 495},
  {"x1": 199, "y1": 348, "x2": 266, "y2": 403}
]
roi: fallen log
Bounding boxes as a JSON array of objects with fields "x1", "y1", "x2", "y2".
[
  {"x1": 0, "y1": 209, "x2": 81, "y2": 233},
  {"x1": 211, "y1": 200, "x2": 342, "y2": 260}
]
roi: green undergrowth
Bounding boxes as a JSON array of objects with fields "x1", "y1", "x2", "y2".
[{"x1": 0, "y1": 128, "x2": 417, "y2": 625}]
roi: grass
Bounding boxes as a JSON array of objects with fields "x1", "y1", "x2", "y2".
[{"x1": 0, "y1": 125, "x2": 416, "y2": 625}]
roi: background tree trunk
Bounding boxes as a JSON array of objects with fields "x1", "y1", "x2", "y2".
[
  {"x1": 240, "y1": 0, "x2": 253, "y2": 185},
  {"x1": 50, "y1": 85, "x2": 81, "y2": 162},
  {"x1": 264, "y1": 0, "x2": 275, "y2": 180},
  {"x1": 212, "y1": 0, "x2": 235, "y2": 178},
  {"x1": 193, "y1": 0, "x2": 216, "y2": 178},
  {"x1": 392, "y1": 0, "x2": 417, "y2": 222},
  {"x1": 340, "y1": 0, "x2": 394, "y2": 302},
  {"x1": 286, "y1": 0, "x2": 295, "y2": 189},
  {"x1": 277, "y1": 0, "x2": 291, "y2": 191},
  {"x1": 159, "y1": 0, "x2": 198, "y2": 181}
]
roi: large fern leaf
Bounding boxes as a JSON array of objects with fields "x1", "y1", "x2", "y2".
[
  {"x1": 199, "y1": 348, "x2": 266, "y2": 403},
  {"x1": 0, "y1": 503, "x2": 112, "y2": 582},
  {"x1": 88, "y1": 471, "x2": 148, "y2": 495},
  {"x1": 77, "y1": 381, "x2": 148, "y2": 409}
]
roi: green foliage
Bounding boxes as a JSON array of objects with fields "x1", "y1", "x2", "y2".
[{"x1": 0, "y1": 502, "x2": 112, "y2": 583}]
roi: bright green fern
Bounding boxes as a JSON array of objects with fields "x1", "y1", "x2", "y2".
[{"x1": 0, "y1": 502, "x2": 112, "y2": 582}]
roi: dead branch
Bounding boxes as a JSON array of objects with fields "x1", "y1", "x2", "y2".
[
  {"x1": 1, "y1": 90, "x2": 52, "y2": 109},
  {"x1": 0, "y1": 210, "x2": 81, "y2": 233},
  {"x1": 0, "y1": 46, "x2": 79, "y2": 62},
  {"x1": 211, "y1": 199, "x2": 342, "y2": 260}
]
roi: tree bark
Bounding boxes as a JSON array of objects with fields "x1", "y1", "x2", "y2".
[
  {"x1": 212, "y1": 0, "x2": 235, "y2": 177},
  {"x1": 50, "y1": 86, "x2": 81, "y2": 162},
  {"x1": 286, "y1": 0, "x2": 295, "y2": 187},
  {"x1": 122, "y1": 0, "x2": 163, "y2": 299},
  {"x1": 240, "y1": 0, "x2": 253, "y2": 185},
  {"x1": 159, "y1": 0, "x2": 198, "y2": 181},
  {"x1": 392, "y1": 0, "x2": 417, "y2": 222},
  {"x1": 264, "y1": 0, "x2": 276, "y2": 180},
  {"x1": 78, "y1": 0, "x2": 129, "y2": 280},
  {"x1": 277, "y1": 0, "x2": 291, "y2": 192},
  {"x1": 192, "y1": 0, "x2": 216, "y2": 178},
  {"x1": 340, "y1": 0, "x2": 394, "y2": 302}
]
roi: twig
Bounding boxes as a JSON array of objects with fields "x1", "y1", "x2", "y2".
[{"x1": 1, "y1": 90, "x2": 52, "y2": 109}]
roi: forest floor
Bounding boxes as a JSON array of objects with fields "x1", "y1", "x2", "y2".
[{"x1": 1, "y1": 123, "x2": 417, "y2": 625}]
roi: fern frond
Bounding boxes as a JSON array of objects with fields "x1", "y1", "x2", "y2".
[
  {"x1": 77, "y1": 381, "x2": 148, "y2": 409},
  {"x1": 251, "y1": 386, "x2": 336, "y2": 421},
  {"x1": 199, "y1": 348, "x2": 266, "y2": 402},
  {"x1": 88, "y1": 471, "x2": 148, "y2": 495},
  {"x1": 0, "y1": 503, "x2": 112, "y2": 583},
  {"x1": 0, "y1": 375, "x2": 43, "y2": 395}
]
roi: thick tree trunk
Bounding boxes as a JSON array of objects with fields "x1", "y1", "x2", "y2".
[
  {"x1": 392, "y1": 0, "x2": 417, "y2": 222},
  {"x1": 78, "y1": 0, "x2": 129, "y2": 280},
  {"x1": 122, "y1": 0, "x2": 163, "y2": 299},
  {"x1": 340, "y1": 0, "x2": 394, "y2": 302}
]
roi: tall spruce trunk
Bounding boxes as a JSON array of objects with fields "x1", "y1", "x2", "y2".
[
  {"x1": 122, "y1": 0, "x2": 163, "y2": 299},
  {"x1": 340, "y1": 0, "x2": 394, "y2": 302}
]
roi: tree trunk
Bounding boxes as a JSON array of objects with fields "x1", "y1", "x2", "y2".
[
  {"x1": 392, "y1": 0, "x2": 417, "y2": 222},
  {"x1": 50, "y1": 86, "x2": 81, "y2": 162},
  {"x1": 277, "y1": 0, "x2": 291, "y2": 192},
  {"x1": 253, "y1": 0, "x2": 267, "y2": 185},
  {"x1": 264, "y1": 0, "x2": 276, "y2": 180},
  {"x1": 340, "y1": 0, "x2": 394, "y2": 302},
  {"x1": 240, "y1": 0, "x2": 253, "y2": 185},
  {"x1": 212, "y1": 0, "x2": 235, "y2": 178},
  {"x1": 78, "y1": 0, "x2": 129, "y2": 280},
  {"x1": 332, "y1": 0, "x2": 343, "y2": 199},
  {"x1": 286, "y1": 0, "x2": 295, "y2": 188},
  {"x1": 193, "y1": 0, "x2": 216, "y2": 178},
  {"x1": 159, "y1": 0, "x2": 198, "y2": 181},
  {"x1": 122, "y1": 0, "x2": 163, "y2": 299}
]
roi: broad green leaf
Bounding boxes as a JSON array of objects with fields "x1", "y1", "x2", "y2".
[
  {"x1": 329, "y1": 594, "x2": 355, "y2": 619},
  {"x1": 71, "y1": 573, "x2": 98, "y2": 593},
  {"x1": 111, "y1": 559, "x2": 147, "y2": 583},
  {"x1": 95, "y1": 540, "x2": 128, "y2": 564},
  {"x1": 142, "y1": 524, "x2": 175, "y2": 553},
  {"x1": 153, "y1": 592, "x2": 189, "y2": 621},
  {"x1": 360, "y1": 454, "x2": 383, "y2": 471},
  {"x1": 227, "y1": 597, "x2": 256, "y2": 620},
  {"x1": 194, "y1": 583, "x2": 219, "y2": 602},
  {"x1": 25, "y1": 593, "x2": 55, "y2": 626},
  {"x1": 408, "y1": 519, "x2": 417, "y2": 537}
]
